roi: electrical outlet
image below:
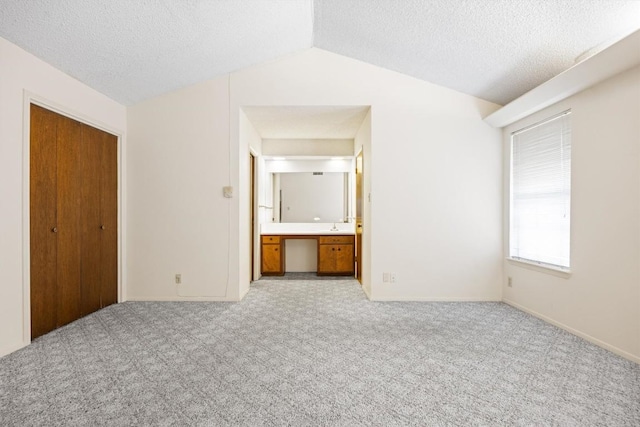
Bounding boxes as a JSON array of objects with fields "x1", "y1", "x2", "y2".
[
  {"x1": 507, "y1": 277, "x2": 512, "y2": 287},
  {"x1": 175, "y1": 273, "x2": 182, "y2": 284},
  {"x1": 383, "y1": 273, "x2": 396, "y2": 283}
]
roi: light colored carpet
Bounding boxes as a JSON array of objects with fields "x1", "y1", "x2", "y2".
[{"x1": 1, "y1": 279, "x2": 639, "y2": 426}]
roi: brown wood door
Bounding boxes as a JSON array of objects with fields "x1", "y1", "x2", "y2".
[
  {"x1": 355, "y1": 151, "x2": 363, "y2": 283},
  {"x1": 30, "y1": 104, "x2": 118, "y2": 339},
  {"x1": 100, "y1": 132, "x2": 118, "y2": 307},
  {"x1": 250, "y1": 154, "x2": 255, "y2": 282},
  {"x1": 80, "y1": 125, "x2": 103, "y2": 315},
  {"x1": 55, "y1": 115, "x2": 83, "y2": 327},
  {"x1": 30, "y1": 105, "x2": 58, "y2": 339}
]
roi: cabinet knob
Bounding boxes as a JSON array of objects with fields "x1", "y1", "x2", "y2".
[
  {"x1": 51, "y1": 227, "x2": 57, "y2": 233},
  {"x1": 332, "y1": 248, "x2": 335, "y2": 251},
  {"x1": 100, "y1": 225, "x2": 106, "y2": 230},
  {"x1": 275, "y1": 248, "x2": 278, "y2": 251}
]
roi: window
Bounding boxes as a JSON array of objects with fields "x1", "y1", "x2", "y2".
[{"x1": 510, "y1": 111, "x2": 571, "y2": 269}]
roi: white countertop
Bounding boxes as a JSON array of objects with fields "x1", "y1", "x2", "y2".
[{"x1": 260, "y1": 222, "x2": 355, "y2": 235}]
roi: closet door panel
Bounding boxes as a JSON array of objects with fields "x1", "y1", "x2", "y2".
[
  {"x1": 55, "y1": 115, "x2": 83, "y2": 327},
  {"x1": 80, "y1": 125, "x2": 103, "y2": 315},
  {"x1": 30, "y1": 104, "x2": 119, "y2": 338},
  {"x1": 100, "y1": 133, "x2": 118, "y2": 307},
  {"x1": 30, "y1": 105, "x2": 58, "y2": 339}
]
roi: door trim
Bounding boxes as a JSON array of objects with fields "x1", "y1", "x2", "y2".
[
  {"x1": 355, "y1": 149, "x2": 364, "y2": 283},
  {"x1": 249, "y1": 148, "x2": 260, "y2": 281},
  {"x1": 249, "y1": 152, "x2": 256, "y2": 282},
  {"x1": 22, "y1": 91, "x2": 126, "y2": 345}
]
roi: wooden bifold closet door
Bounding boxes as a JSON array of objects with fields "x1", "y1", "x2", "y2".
[{"x1": 30, "y1": 104, "x2": 117, "y2": 340}]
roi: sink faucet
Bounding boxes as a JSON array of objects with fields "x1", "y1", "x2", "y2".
[{"x1": 330, "y1": 223, "x2": 339, "y2": 231}]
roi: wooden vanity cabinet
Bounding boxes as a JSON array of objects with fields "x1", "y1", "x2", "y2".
[
  {"x1": 317, "y1": 236, "x2": 355, "y2": 276},
  {"x1": 261, "y1": 235, "x2": 284, "y2": 275},
  {"x1": 260, "y1": 234, "x2": 355, "y2": 277}
]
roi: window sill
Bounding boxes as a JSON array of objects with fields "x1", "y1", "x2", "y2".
[{"x1": 506, "y1": 257, "x2": 572, "y2": 278}]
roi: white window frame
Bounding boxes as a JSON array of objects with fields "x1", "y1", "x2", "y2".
[{"x1": 508, "y1": 110, "x2": 572, "y2": 273}]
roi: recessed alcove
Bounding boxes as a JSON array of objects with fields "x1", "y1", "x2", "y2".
[{"x1": 241, "y1": 106, "x2": 370, "y2": 277}]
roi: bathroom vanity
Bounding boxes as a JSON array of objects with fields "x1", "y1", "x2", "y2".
[
  {"x1": 257, "y1": 157, "x2": 357, "y2": 277},
  {"x1": 260, "y1": 229, "x2": 355, "y2": 276}
]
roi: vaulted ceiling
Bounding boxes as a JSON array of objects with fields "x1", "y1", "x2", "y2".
[{"x1": 1, "y1": 1, "x2": 638, "y2": 106}]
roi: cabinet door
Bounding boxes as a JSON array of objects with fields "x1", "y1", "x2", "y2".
[
  {"x1": 30, "y1": 105, "x2": 58, "y2": 339},
  {"x1": 262, "y1": 244, "x2": 283, "y2": 274},
  {"x1": 334, "y1": 244, "x2": 354, "y2": 273},
  {"x1": 319, "y1": 244, "x2": 354, "y2": 275},
  {"x1": 318, "y1": 244, "x2": 337, "y2": 274}
]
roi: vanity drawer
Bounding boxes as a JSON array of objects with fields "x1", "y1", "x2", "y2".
[
  {"x1": 262, "y1": 235, "x2": 281, "y2": 244},
  {"x1": 319, "y1": 236, "x2": 354, "y2": 245}
]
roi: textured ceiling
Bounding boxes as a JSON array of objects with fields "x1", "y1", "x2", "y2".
[
  {"x1": 314, "y1": 0, "x2": 640, "y2": 105},
  {"x1": 243, "y1": 106, "x2": 370, "y2": 139},
  {"x1": 0, "y1": 0, "x2": 314, "y2": 105},
  {"x1": 0, "y1": 0, "x2": 638, "y2": 106}
]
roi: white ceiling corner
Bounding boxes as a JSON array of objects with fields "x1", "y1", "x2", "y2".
[{"x1": 0, "y1": 0, "x2": 638, "y2": 106}]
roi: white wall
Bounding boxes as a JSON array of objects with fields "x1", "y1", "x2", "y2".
[
  {"x1": 503, "y1": 65, "x2": 640, "y2": 362},
  {"x1": 0, "y1": 37, "x2": 126, "y2": 357},
  {"x1": 231, "y1": 48, "x2": 503, "y2": 301},
  {"x1": 126, "y1": 47, "x2": 501, "y2": 305},
  {"x1": 127, "y1": 78, "x2": 237, "y2": 300},
  {"x1": 354, "y1": 110, "x2": 372, "y2": 295},
  {"x1": 244, "y1": 111, "x2": 262, "y2": 155},
  {"x1": 263, "y1": 139, "x2": 353, "y2": 156},
  {"x1": 285, "y1": 240, "x2": 318, "y2": 272}
]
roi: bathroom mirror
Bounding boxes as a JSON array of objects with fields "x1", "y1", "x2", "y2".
[{"x1": 271, "y1": 172, "x2": 349, "y2": 223}]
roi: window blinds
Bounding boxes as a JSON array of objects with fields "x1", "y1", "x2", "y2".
[{"x1": 510, "y1": 111, "x2": 571, "y2": 269}]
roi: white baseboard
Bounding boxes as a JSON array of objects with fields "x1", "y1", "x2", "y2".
[
  {"x1": 503, "y1": 298, "x2": 640, "y2": 365},
  {"x1": 361, "y1": 284, "x2": 372, "y2": 300},
  {"x1": 1, "y1": 341, "x2": 28, "y2": 358},
  {"x1": 370, "y1": 296, "x2": 501, "y2": 302},
  {"x1": 125, "y1": 295, "x2": 240, "y2": 302}
]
